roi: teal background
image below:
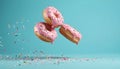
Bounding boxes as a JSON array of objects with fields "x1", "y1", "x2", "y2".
[
  {"x1": 0, "y1": 0, "x2": 120, "y2": 69},
  {"x1": 0, "y1": 0, "x2": 120, "y2": 56}
]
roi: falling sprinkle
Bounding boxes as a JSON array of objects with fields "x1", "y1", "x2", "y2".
[
  {"x1": 84, "y1": 58, "x2": 89, "y2": 61},
  {"x1": 57, "y1": 61, "x2": 60, "y2": 65},
  {"x1": 33, "y1": 50, "x2": 38, "y2": 54},
  {"x1": 40, "y1": 50, "x2": 44, "y2": 54},
  {"x1": 18, "y1": 64, "x2": 21, "y2": 66},
  {"x1": 63, "y1": 57, "x2": 68, "y2": 61},
  {"x1": 23, "y1": 61, "x2": 27, "y2": 64},
  {"x1": 18, "y1": 53, "x2": 22, "y2": 58},
  {"x1": 8, "y1": 33, "x2": 10, "y2": 35}
]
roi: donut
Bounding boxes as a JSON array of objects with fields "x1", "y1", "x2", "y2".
[
  {"x1": 43, "y1": 6, "x2": 64, "y2": 28},
  {"x1": 59, "y1": 24, "x2": 82, "y2": 44},
  {"x1": 34, "y1": 22, "x2": 57, "y2": 43}
]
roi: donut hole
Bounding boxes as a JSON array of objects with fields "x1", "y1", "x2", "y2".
[
  {"x1": 44, "y1": 23, "x2": 53, "y2": 31},
  {"x1": 54, "y1": 13, "x2": 59, "y2": 18}
]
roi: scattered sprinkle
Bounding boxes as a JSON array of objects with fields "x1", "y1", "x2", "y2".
[
  {"x1": 13, "y1": 33, "x2": 19, "y2": 37},
  {"x1": 21, "y1": 48, "x2": 24, "y2": 50},
  {"x1": 8, "y1": 33, "x2": 10, "y2": 35},
  {"x1": 18, "y1": 64, "x2": 21, "y2": 66}
]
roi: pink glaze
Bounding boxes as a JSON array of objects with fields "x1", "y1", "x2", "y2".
[
  {"x1": 61, "y1": 24, "x2": 82, "y2": 39},
  {"x1": 45, "y1": 6, "x2": 64, "y2": 28},
  {"x1": 35, "y1": 22, "x2": 57, "y2": 42}
]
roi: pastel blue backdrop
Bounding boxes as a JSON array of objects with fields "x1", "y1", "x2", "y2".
[
  {"x1": 0, "y1": 0, "x2": 120, "y2": 56},
  {"x1": 0, "y1": 0, "x2": 120, "y2": 69}
]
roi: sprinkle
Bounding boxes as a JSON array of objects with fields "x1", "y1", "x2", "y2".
[
  {"x1": 8, "y1": 33, "x2": 10, "y2": 35},
  {"x1": 85, "y1": 58, "x2": 89, "y2": 61},
  {"x1": 57, "y1": 61, "x2": 60, "y2": 65},
  {"x1": 62, "y1": 57, "x2": 68, "y2": 61},
  {"x1": 23, "y1": 61, "x2": 27, "y2": 64},
  {"x1": 13, "y1": 33, "x2": 19, "y2": 37},
  {"x1": 17, "y1": 53, "x2": 22, "y2": 58},
  {"x1": 18, "y1": 64, "x2": 21, "y2": 66},
  {"x1": 40, "y1": 50, "x2": 44, "y2": 54},
  {"x1": 33, "y1": 50, "x2": 38, "y2": 54}
]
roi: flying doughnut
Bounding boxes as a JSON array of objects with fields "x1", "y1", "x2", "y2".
[
  {"x1": 59, "y1": 24, "x2": 82, "y2": 44},
  {"x1": 43, "y1": 6, "x2": 64, "y2": 28},
  {"x1": 34, "y1": 22, "x2": 57, "y2": 43}
]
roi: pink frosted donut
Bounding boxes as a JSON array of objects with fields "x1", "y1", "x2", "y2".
[
  {"x1": 59, "y1": 24, "x2": 82, "y2": 44},
  {"x1": 34, "y1": 22, "x2": 57, "y2": 43},
  {"x1": 43, "y1": 6, "x2": 64, "y2": 28}
]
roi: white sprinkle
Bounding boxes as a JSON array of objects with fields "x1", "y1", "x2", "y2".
[{"x1": 8, "y1": 33, "x2": 10, "y2": 35}]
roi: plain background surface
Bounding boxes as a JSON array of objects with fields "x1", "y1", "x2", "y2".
[
  {"x1": 0, "y1": 0, "x2": 120, "y2": 56},
  {"x1": 0, "y1": 0, "x2": 120, "y2": 69}
]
